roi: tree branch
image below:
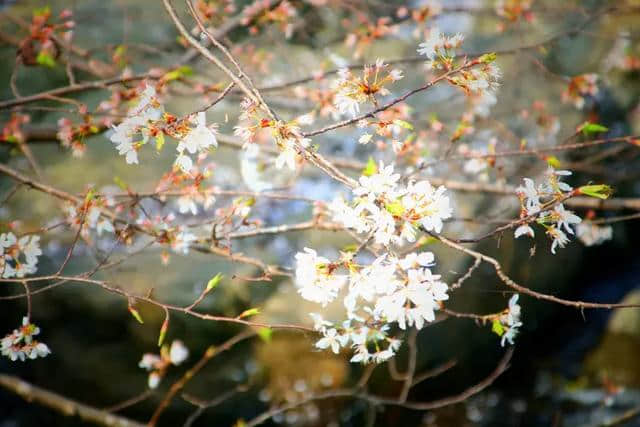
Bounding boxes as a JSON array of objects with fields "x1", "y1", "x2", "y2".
[{"x1": 0, "y1": 374, "x2": 145, "y2": 427}]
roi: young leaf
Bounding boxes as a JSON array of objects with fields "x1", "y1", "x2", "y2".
[
  {"x1": 128, "y1": 306, "x2": 144, "y2": 324},
  {"x1": 578, "y1": 184, "x2": 613, "y2": 199},
  {"x1": 491, "y1": 319, "x2": 505, "y2": 337},
  {"x1": 238, "y1": 308, "x2": 260, "y2": 319},
  {"x1": 113, "y1": 176, "x2": 128, "y2": 190},
  {"x1": 385, "y1": 201, "x2": 405, "y2": 216},
  {"x1": 158, "y1": 316, "x2": 169, "y2": 347},
  {"x1": 155, "y1": 132, "x2": 165, "y2": 152},
  {"x1": 545, "y1": 155, "x2": 562, "y2": 168},
  {"x1": 393, "y1": 119, "x2": 414, "y2": 131},
  {"x1": 341, "y1": 243, "x2": 359, "y2": 253},
  {"x1": 36, "y1": 51, "x2": 56, "y2": 68},
  {"x1": 257, "y1": 327, "x2": 272, "y2": 343},
  {"x1": 478, "y1": 52, "x2": 497, "y2": 63},
  {"x1": 206, "y1": 273, "x2": 224, "y2": 292},
  {"x1": 362, "y1": 157, "x2": 377, "y2": 177},
  {"x1": 580, "y1": 122, "x2": 608, "y2": 136}
]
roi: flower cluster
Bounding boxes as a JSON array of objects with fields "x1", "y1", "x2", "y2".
[
  {"x1": 235, "y1": 98, "x2": 310, "y2": 170},
  {"x1": 1, "y1": 113, "x2": 29, "y2": 144},
  {"x1": 55, "y1": 102, "x2": 107, "y2": 158},
  {"x1": 18, "y1": 7, "x2": 74, "y2": 69},
  {"x1": 417, "y1": 29, "x2": 464, "y2": 69},
  {"x1": 164, "y1": 224, "x2": 198, "y2": 255},
  {"x1": 344, "y1": 17, "x2": 394, "y2": 59},
  {"x1": 109, "y1": 85, "x2": 164, "y2": 165},
  {"x1": 242, "y1": 0, "x2": 297, "y2": 38},
  {"x1": 109, "y1": 84, "x2": 218, "y2": 173},
  {"x1": 138, "y1": 340, "x2": 189, "y2": 389},
  {"x1": 449, "y1": 61, "x2": 502, "y2": 98},
  {"x1": 174, "y1": 111, "x2": 218, "y2": 173},
  {"x1": 333, "y1": 59, "x2": 403, "y2": 117},
  {"x1": 64, "y1": 196, "x2": 115, "y2": 238},
  {"x1": 296, "y1": 249, "x2": 449, "y2": 363},
  {"x1": 1, "y1": 317, "x2": 51, "y2": 362},
  {"x1": 562, "y1": 74, "x2": 598, "y2": 109},
  {"x1": 417, "y1": 31, "x2": 501, "y2": 114},
  {"x1": 1, "y1": 232, "x2": 42, "y2": 279},
  {"x1": 329, "y1": 162, "x2": 452, "y2": 246},
  {"x1": 514, "y1": 168, "x2": 582, "y2": 253},
  {"x1": 576, "y1": 221, "x2": 613, "y2": 247},
  {"x1": 492, "y1": 294, "x2": 522, "y2": 346},
  {"x1": 496, "y1": 0, "x2": 534, "y2": 23}
]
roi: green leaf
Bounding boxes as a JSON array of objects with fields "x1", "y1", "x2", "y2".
[
  {"x1": 491, "y1": 319, "x2": 505, "y2": 337},
  {"x1": 341, "y1": 244, "x2": 359, "y2": 253},
  {"x1": 157, "y1": 317, "x2": 169, "y2": 347},
  {"x1": 419, "y1": 236, "x2": 437, "y2": 247},
  {"x1": 163, "y1": 65, "x2": 193, "y2": 82},
  {"x1": 362, "y1": 157, "x2": 377, "y2": 177},
  {"x1": 478, "y1": 52, "x2": 497, "y2": 63},
  {"x1": 580, "y1": 122, "x2": 608, "y2": 136},
  {"x1": 238, "y1": 308, "x2": 260, "y2": 319},
  {"x1": 393, "y1": 119, "x2": 414, "y2": 131},
  {"x1": 206, "y1": 273, "x2": 224, "y2": 292},
  {"x1": 385, "y1": 200, "x2": 405, "y2": 216},
  {"x1": 155, "y1": 132, "x2": 165, "y2": 152},
  {"x1": 114, "y1": 45, "x2": 127, "y2": 57},
  {"x1": 33, "y1": 6, "x2": 51, "y2": 17},
  {"x1": 113, "y1": 176, "x2": 128, "y2": 190},
  {"x1": 545, "y1": 155, "x2": 561, "y2": 168},
  {"x1": 36, "y1": 51, "x2": 56, "y2": 68},
  {"x1": 128, "y1": 306, "x2": 144, "y2": 324},
  {"x1": 257, "y1": 327, "x2": 272, "y2": 343},
  {"x1": 84, "y1": 189, "x2": 96, "y2": 202},
  {"x1": 176, "y1": 65, "x2": 193, "y2": 76},
  {"x1": 579, "y1": 184, "x2": 613, "y2": 200}
]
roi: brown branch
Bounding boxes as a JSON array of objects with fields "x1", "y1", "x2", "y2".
[
  {"x1": 398, "y1": 329, "x2": 418, "y2": 402},
  {"x1": 411, "y1": 359, "x2": 458, "y2": 388},
  {"x1": 434, "y1": 234, "x2": 640, "y2": 310},
  {"x1": 224, "y1": 220, "x2": 344, "y2": 239},
  {"x1": 102, "y1": 390, "x2": 154, "y2": 413},
  {"x1": 0, "y1": 74, "x2": 150, "y2": 110},
  {"x1": 450, "y1": 258, "x2": 482, "y2": 290},
  {"x1": 178, "y1": 0, "x2": 284, "y2": 65},
  {"x1": 148, "y1": 330, "x2": 255, "y2": 426},
  {"x1": 163, "y1": 0, "x2": 356, "y2": 188},
  {"x1": 0, "y1": 163, "x2": 293, "y2": 277},
  {"x1": 0, "y1": 374, "x2": 145, "y2": 427},
  {"x1": 301, "y1": 62, "x2": 475, "y2": 138},
  {"x1": 421, "y1": 135, "x2": 638, "y2": 167},
  {"x1": 245, "y1": 348, "x2": 513, "y2": 426}
]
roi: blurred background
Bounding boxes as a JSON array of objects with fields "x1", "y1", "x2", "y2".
[{"x1": 1, "y1": 0, "x2": 639, "y2": 426}]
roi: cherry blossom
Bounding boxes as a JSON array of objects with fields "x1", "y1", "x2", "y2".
[{"x1": 1, "y1": 317, "x2": 51, "y2": 362}]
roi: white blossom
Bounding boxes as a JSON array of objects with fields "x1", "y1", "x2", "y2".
[
  {"x1": 548, "y1": 227, "x2": 570, "y2": 254},
  {"x1": 402, "y1": 181, "x2": 452, "y2": 233},
  {"x1": 1, "y1": 317, "x2": 50, "y2": 362},
  {"x1": 139, "y1": 353, "x2": 161, "y2": 370},
  {"x1": 169, "y1": 340, "x2": 189, "y2": 365},
  {"x1": 514, "y1": 224, "x2": 535, "y2": 239},
  {"x1": 178, "y1": 112, "x2": 217, "y2": 154},
  {"x1": 500, "y1": 294, "x2": 522, "y2": 346},
  {"x1": 315, "y1": 328, "x2": 348, "y2": 354},
  {"x1": 516, "y1": 178, "x2": 540, "y2": 215},
  {"x1": 576, "y1": 222, "x2": 613, "y2": 247},
  {"x1": 295, "y1": 248, "x2": 346, "y2": 306},
  {"x1": 553, "y1": 204, "x2": 582, "y2": 235}
]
